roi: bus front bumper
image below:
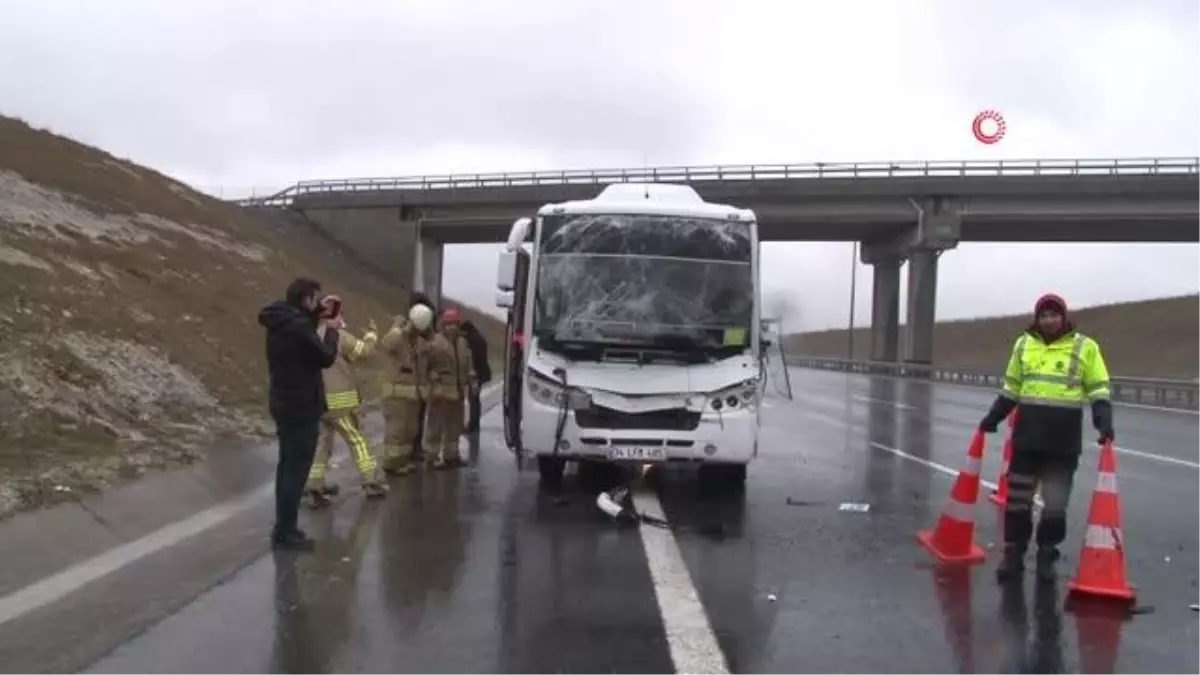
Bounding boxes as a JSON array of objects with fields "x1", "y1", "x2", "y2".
[{"x1": 520, "y1": 398, "x2": 758, "y2": 465}]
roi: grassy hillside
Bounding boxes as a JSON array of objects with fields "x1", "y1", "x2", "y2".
[
  {"x1": 785, "y1": 294, "x2": 1199, "y2": 379},
  {"x1": 0, "y1": 114, "x2": 505, "y2": 518}
]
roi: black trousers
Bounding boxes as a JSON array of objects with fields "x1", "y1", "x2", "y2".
[
  {"x1": 467, "y1": 389, "x2": 482, "y2": 433},
  {"x1": 272, "y1": 412, "x2": 321, "y2": 539},
  {"x1": 1003, "y1": 449, "x2": 1080, "y2": 549}
]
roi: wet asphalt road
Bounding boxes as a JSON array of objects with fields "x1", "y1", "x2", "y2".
[{"x1": 3, "y1": 368, "x2": 1196, "y2": 673}]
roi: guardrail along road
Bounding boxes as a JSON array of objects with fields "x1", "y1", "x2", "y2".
[{"x1": 785, "y1": 355, "x2": 1199, "y2": 410}]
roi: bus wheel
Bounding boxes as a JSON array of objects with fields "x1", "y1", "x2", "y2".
[
  {"x1": 699, "y1": 463, "x2": 747, "y2": 492},
  {"x1": 537, "y1": 456, "x2": 566, "y2": 484},
  {"x1": 723, "y1": 463, "x2": 748, "y2": 487}
]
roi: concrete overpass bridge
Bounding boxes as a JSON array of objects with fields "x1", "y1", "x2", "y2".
[{"x1": 238, "y1": 156, "x2": 1199, "y2": 365}]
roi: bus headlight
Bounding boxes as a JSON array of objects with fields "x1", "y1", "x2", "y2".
[
  {"x1": 709, "y1": 379, "x2": 760, "y2": 411},
  {"x1": 527, "y1": 369, "x2": 592, "y2": 410}
]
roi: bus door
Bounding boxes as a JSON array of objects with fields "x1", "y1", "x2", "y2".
[{"x1": 502, "y1": 247, "x2": 531, "y2": 454}]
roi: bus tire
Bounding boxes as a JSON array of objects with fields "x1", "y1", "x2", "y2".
[
  {"x1": 537, "y1": 456, "x2": 566, "y2": 484},
  {"x1": 699, "y1": 463, "x2": 747, "y2": 491},
  {"x1": 722, "y1": 463, "x2": 748, "y2": 487}
]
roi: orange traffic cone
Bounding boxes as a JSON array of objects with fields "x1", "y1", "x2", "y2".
[
  {"x1": 1067, "y1": 440, "x2": 1136, "y2": 604},
  {"x1": 917, "y1": 430, "x2": 988, "y2": 565},
  {"x1": 988, "y1": 410, "x2": 1017, "y2": 506}
]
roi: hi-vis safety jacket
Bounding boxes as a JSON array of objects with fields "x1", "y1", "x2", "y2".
[
  {"x1": 1001, "y1": 329, "x2": 1110, "y2": 452},
  {"x1": 323, "y1": 328, "x2": 378, "y2": 413},
  {"x1": 1001, "y1": 330, "x2": 1111, "y2": 407},
  {"x1": 380, "y1": 319, "x2": 431, "y2": 400}
]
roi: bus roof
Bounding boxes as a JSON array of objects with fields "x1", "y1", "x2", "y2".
[{"x1": 537, "y1": 183, "x2": 756, "y2": 222}]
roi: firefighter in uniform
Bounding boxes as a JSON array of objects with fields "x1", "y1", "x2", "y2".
[
  {"x1": 304, "y1": 296, "x2": 389, "y2": 504},
  {"x1": 978, "y1": 293, "x2": 1115, "y2": 582},
  {"x1": 408, "y1": 292, "x2": 438, "y2": 463},
  {"x1": 378, "y1": 303, "x2": 434, "y2": 476},
  {"x1": 426, "y1": 307, "x2": 476, "y2": 470}
]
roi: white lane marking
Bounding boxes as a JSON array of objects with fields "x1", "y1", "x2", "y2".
[
  {"x1": 632, "y1": 490, "x2": 730, "y2": 675},
  {"x1": 1114, "y1": 445, "x2": 1200, "y2": 470},
  {"x1": 850, "y1": 394, "x2": 916, "y2": 410},
  {"x1": 793, "y1": 408, "x2": 1045, "y2": 509},
  {"x1": 1114, "y1": 400, "x2": 1199, "y2": 415},
  {"x1": 864, "y1": 438, "x2": 1048, "y2": 510},
  {"x1": 796, "y1": 375, "x2": 1198, "y2": 470},
  {"x1": 795, "y1": 367, "x2": 1199, "y2": 416},
  {"x1": 0, "y1": 482, "x2": 272, "y2": 628},
  {"x1": 866, "y1": 441, "x2": 996, "y2": 491},
  {"x1": 0, "y1": 382, "x2": 507, "y2": 630}
]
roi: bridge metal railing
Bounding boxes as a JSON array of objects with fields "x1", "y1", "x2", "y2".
[
  {"x1": 232, "y1": 156, "x2": 1200, "y2": 208},
  {"x1": 783, "y1": 355, "x2": 1200, "y2": 411}
]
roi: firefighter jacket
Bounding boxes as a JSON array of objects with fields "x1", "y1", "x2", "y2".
[
  {"x1": 380, "y1": 319, "x2": 431, "y2": 400},
  {"x1": 427, "y1": 332, "x2": 477, "y2": 401},
  {"x1": 323, "y1": 328, "x2": 379, "y2": 412},
  {"x1": 1000, "y1": 329, "x2": 1111, "y2": 454}
]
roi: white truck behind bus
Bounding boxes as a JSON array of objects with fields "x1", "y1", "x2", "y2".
[{"x1": 494, "y1": 183, "x2": 762, "y2": 488}]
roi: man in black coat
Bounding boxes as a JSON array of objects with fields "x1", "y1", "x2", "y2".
[
  {"x1": 460, "y1": 320, "x2": 491, "y2": 433},
  {"x1": 258, "y1": 278, "x2": 340, "y2": 551}
]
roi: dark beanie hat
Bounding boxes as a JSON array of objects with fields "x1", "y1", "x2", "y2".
[{"x1": 1034, "y1": 293, "x2": 1067, "y2": 317}]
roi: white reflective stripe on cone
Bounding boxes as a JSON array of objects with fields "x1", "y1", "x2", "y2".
[
  {"x1": 1084, "y1": 524, "x2": 1121, "y2": 550},
  {"x1": 964, "y1": 456, "x2": 982, "y2": 476},
  {"x1": 1096, "y1": 472, "x2": 1118, "y2": 494},
  {"x1": 942, "y1": 497, "x2": 977, "y2": 523}
]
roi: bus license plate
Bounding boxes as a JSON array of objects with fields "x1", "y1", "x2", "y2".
[{"x1": 607, "y1": 446, "x2": 666, "y2": 461}]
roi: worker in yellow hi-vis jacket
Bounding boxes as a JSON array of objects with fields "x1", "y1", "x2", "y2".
[
  {"x1": 426, "y1": 307, "x2": 477, "y2": 470},
  {"x1": 304, "y1": 296, "x2": 388, "y2": 505},
  {"x1": 978, "y1": 293, "x2": 1114, "y2": 583}
]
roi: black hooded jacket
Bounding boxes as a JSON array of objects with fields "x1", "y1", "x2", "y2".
[
  {"x1": 460, "y1": 321, "x2": 492, "y2": 384},
  {"x1": 258, "y1": 301, "x2": 340, "y2": 418}
]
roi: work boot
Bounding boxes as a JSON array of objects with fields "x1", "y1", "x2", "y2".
[
  {"x1": 272, "y1": 529, "x2": 315, "y2": 552},
  {"x1": 305, "y1": 478, "x2": 339, "y2": 497},
  {"x1": 304, "y1": 488, "x2": 333, "y2": 510},
  {"x1": 383, "y1": 462, "x2": 414, "y2": 477},
  {"x1": 434, "y1": 456, "x2": 464, "y2": 470},
  {"x1": 996, "y1": 544, "x2": 1026, "y2": 583},
  {"x1": 363, "y1": 481, "x2": 389, "y2": 499},
  {"x1": 1035, "y1": 546, "x2": 1060, "y2": 582}
]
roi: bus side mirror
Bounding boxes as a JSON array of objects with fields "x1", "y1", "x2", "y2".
[
  {"x1": 497, "y1": 250, "x2": 517, "y2": 291},
  {"x1": 496, "y1": 290, "x2": 515, "y2": 309}
]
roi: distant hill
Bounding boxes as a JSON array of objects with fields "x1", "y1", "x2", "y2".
[
  {"x1": 784, "y1": 294, "x2": 1198, "y2": 379},
  {"x1": 0, "y1": 114, "x2": 505, "y2": 518}
]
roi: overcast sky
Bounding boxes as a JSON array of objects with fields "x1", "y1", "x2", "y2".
[{"x1": 1, "y1": 0, "x2": 1197, "y2": 330}]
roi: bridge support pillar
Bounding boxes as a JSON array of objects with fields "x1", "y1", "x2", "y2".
[
  {"x1": 411, "y1": 223, "x2": 443, "y2": 309},
  {"x1": 861, "y1": 245, "x2": 902, "y2": 363},
  {"x1": 861, "y1": 197, "x2": 961, "y2": 364},
  {"x1": 905, "y1": 249, "x2": 940, "y2": 365},
  {"x1": 903, "y1": 198, "x2": 961, "y2": 366}
]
